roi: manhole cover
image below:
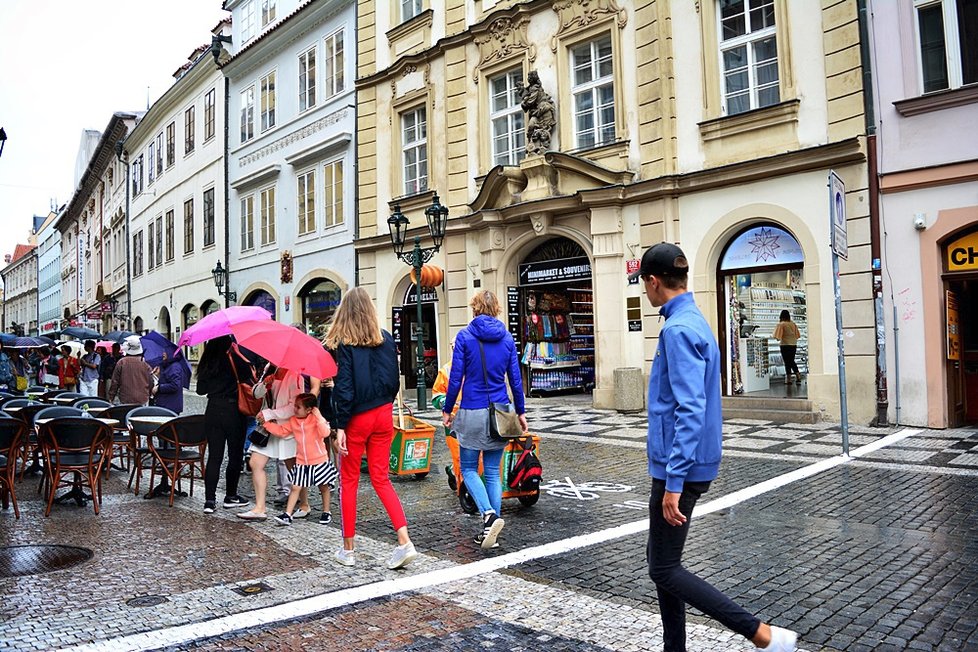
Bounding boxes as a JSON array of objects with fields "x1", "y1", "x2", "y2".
[
  {"x1": 0, "y1": 545, "x2": 94, "y2": 578},
  {"x1": 231, "y1": 581, "x2": 274, "y2": 596},
  {"x1": 127, "y1": 595, "x2": 169, "y2": 607}
]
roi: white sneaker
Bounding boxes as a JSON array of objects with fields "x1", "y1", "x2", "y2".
[
  {"x1": 334, "y1": 549, "x2": 356, "y2": 567},
  {"x1": 293, "y1": 508, "x2": 310, "y2": 519},
  {"x1": 758, "y1": 626, "x2": 798, "y2": 652},
  {"x1": 386, "y1": 542, "x2": 418, "y2": 570}
]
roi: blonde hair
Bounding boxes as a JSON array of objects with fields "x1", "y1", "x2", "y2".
[
  {"x1": 324, "y1": 287, "x2": 384, "y2": 348},
  {"x1": 470, "y1": 290, "x2": 501, "y2": 317}
]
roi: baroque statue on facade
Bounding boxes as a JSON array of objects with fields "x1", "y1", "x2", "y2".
[{"x1": 518, "y1": 71, "x2": 555, "y2": 157}]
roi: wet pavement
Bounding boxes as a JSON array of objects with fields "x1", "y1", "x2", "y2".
[{"x1": 1, "y1": 393, "x2": 976, "y2": 651}]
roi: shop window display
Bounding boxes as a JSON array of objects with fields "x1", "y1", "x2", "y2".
[{"x1": 520, "y1": 287, "x2": 594, "y2": 395}]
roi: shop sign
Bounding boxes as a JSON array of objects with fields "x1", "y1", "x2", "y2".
[
  {"x1": 626, "y1": 259, "x2": 640, "y2": 285},
  {"x1": 391, "y1": 307, "x2": 404, "y2": 347},
  {"x1": 42, "y1": 321, "x2": 58, "y2": 332},
  {"x1": 947, "y1": 290, "x2": 960, "y2": 361},
  {"x1": 829, "y1": 171, "x2": 848, "y2": 260},
  {"x1": 518, "y1": 256, "x2": 591, "y2": 287},
  {"x1": 507, "y1": 287, "x2": 521, "y2": 347},
  {"x1": 403, "y1": 284, "x2": 438, "y2": 305},
  {"x1": 720, "y1": 225, "x2": 804, "y2": 271},
  {"x1": 946, "y1": 231, "x2": 978, "y2": 272}
]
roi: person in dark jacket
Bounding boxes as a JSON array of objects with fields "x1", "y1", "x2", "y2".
[
  {"x1": 195, "y1": 335, "x2": 253, "y2": 514},
  {"x1": 325, "y1": 287, "x2": 417, "y2": 570},
  {"x1": 99, "y1": 343, "x2": 121, "y2": 399},
  {"x1": 443, "y1": 290, "x2": 528, "y2": 549},
  {"x1": 154, "y1": 353, "x2": 186, "y2": 414}
]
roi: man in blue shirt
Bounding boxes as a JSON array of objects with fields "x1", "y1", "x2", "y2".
[{"x1": 633, "y1": 243, "x2": 797, "y2": 652}]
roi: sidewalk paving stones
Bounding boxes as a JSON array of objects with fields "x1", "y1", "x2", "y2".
[{"x1": 0, "y1": 393, "x2": 976, "y2": 650}]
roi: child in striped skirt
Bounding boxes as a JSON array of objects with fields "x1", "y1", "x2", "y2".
[{"x1": 261, "y1": 393, "x2": 338, "y2": 525}]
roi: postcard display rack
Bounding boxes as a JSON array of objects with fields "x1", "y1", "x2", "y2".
[
  {"x1": 520, "y1": 288, "x2": 595, "y2": 395},
  {"x1": 738, "y1": 285, "x2": 808, "y2": 391}
]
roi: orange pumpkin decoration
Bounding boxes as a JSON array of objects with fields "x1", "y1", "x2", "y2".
[{"x1": 410, "y1": 265, "x2": 444, "y2": 288}]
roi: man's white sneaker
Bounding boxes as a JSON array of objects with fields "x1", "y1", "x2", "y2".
[
  {"x1": 387, "y1": 542, "x2": 418, "y2": 570},
  {"x1": 758, "y1": 626, "x2": 798, "y2": 652},
  {"x1": 334, "y1": 548, "x2": 356, "y2": 567}
]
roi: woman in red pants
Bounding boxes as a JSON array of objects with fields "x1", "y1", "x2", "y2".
[{"x1": 324, "y1": 287, "x2": 418, "y2": 570}]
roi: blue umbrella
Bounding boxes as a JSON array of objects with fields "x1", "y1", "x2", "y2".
[
  {"x1": 4, "y1": 336, "x2": 48, "y2": 349},
  {"x1": 60, "y1": 326, "x2": 102, "y2": 340},
  {"x1": 103, "y1": 330, "x2": 135, "y2": 343},
  {"x1": 141, "y1": 331, "x2": 192, "y2": 389}
]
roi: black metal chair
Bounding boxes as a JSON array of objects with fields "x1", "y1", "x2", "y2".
[
  {"x1": 100, "y1": 404, "x2": 142, "y2": 471},
  {"x1": 72, "y1": 397, "x2": 112, "y2": 411},
  {"x1": 0, "y1": 417, "x2": 28, "y2": 518},
  {"x1": 39, "y1": 389, "x2": 67, "y2": 402},
  {"x1": 34, "y1": 406, "x2": 88, "y2": 423},
  {"x1": 30, "y1": 407, "x2": 88, "y2": 490},
  {"x1": 148, "y1": 415, "x2": 207, "y2": 506},
  {"x1": 37, "y1": 417, "x2": 113, "y2": 516},
  {"x1": 50, "y1": 392, "x2": 86, "y2": 404},
  {"x1": 25, "y1": 385, "x2": 47, "y2": 394},
  {"x1": 126, "y1": 406, "x2": 178, "y2": 495}
]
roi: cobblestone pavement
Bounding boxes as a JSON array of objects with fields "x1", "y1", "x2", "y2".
[{"x1": 1, "y1": 392, "x2": 976, "y2": 651}]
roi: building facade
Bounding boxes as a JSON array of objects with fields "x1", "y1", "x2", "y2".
[
  {"x1": 222, "y1": 0, "x2": 357, "y2": 336},
  {"x1": 36, "y1": 210, "x2": 62, "y2": 336},
  {"x1": 872, "y1": 0, "x2": 978, "y2": 428},
  {"x1": 2, "y1": 243, "x2": 38, "y2": 336},
  {"x1": 57, "y1": 114, "x2": 139, "y2": 335},
  {"x1": 354, "y1": 0, "x2": 879, "y2": 421},
  {"x1": 126, "y1": 33, "x2": 228, "y2": 354}
]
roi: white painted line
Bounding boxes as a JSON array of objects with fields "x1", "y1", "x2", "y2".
[{"x1": 65, "y1": 428, "x2": 922, "y2": 652}]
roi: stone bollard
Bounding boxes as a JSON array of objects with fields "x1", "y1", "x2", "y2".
[{"x1": 614, "y1": 367, "x2": 645, "y2": 412}]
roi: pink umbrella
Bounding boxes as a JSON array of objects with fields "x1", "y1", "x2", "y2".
[
  {"x1": 177, "y1": 306, "x2": 272, "y2": 347},
  {"x1": 95, "y1": 340, "x2": 116, "y2": 350},
  {"x1": 229, "y1": 320, "x2": 337, "y2": 379}
]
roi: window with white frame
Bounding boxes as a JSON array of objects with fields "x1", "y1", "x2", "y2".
[
  {"x1": 260, "y1": 71, "x2": 276, "y2": 132},
  {"x1": 240, "y1": 86, "x2": 255, "y2": 143},
  {"x1": 133, "y1": 231, "x2": 143, "y2": 277},
  {"x1": 718, "y1": 0, "x2": 780, "y2": 115},
  {"x1": 147, "y1": 221, "x2": 156, "y2": 269},
  {"x1": 155, "y1": 216, "x2": 163, "y2": 268},
  {"x1": 299, "y1": 46, "x2": 317, "y2": 112},
  {"x1": 260, "y1": 186, "x2": 276, "y2": 245},
  {"x1": 133, "y1": 155, "x2": 144, "y2": 195},
  {"x1": 402, "y1": 0, "x2": 422, "y2": 22},
  {"x1": 165, "y1": 210, "x2": 174, "y2": 261},
  {"x1": 241, "y1": 0, "x2": 256, "y2": 42},
  {"x1": 914, "y1": 0, "x2": 978, "y2": 93},
  {"x1": 203, "y1": 188, "x2": 215, "y2": 247},
  {"x1": 323, "y1": 159, "x2": 344, "y2": 227},
  {"x1": 489, "y1": 68, "x2": 526, "y2": 166},
  {"x1": 261, "y1": 0, "x2": 276, "y2": 27},
  {"x1": 183, "y1": 198, "x2": 194, "y2": 254},
  {"x1": 571, "y1": 36, "x2": 615, "y2": 149},
  {"x1": 240, "y1": 195, "x2": 255, "y2": 251},
  {"x1": 147, "y1": 142, "x2": 156, "y2": 184},
  {"x1": 401, "y1": 107, "x2": 427, "y2": 195},
  {"x1": 297, "y1": 170, "x2": 316, "y2": 235},
  {"x1": 166, "y1": 122, "x2": 175, "y2": 167},
  {"x1": 185, "y1": 106, "x2": 196, "y2": 153},
  {"x1": 324, "y1": 31, "x2": 345, "y2": 98},
  {"x1": 155, "y1": 133, "x2": 164, "y2": 176},
  {"x1": 204, "y1": 89, "x2": 216, "y2": 141}
]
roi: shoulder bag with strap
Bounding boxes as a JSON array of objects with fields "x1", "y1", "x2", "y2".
[
  {"x1": 477, "y1": 340, "x2": 523, "y2": 441},
  {"x1": 228, "y1": 346, "x2": 263, "y2": 417}
]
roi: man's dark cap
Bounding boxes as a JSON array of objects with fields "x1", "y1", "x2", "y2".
[{"x1": 628, "y1": 242, "x2": 689, "y2": 281}]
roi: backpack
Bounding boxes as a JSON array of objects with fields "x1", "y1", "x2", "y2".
[{"x1": 508, "y1": 437, "x2": 542, "y2": 492}]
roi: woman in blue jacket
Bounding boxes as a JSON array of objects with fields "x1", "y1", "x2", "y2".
[{"x1": 443, "y1": 290, "x2": 527, "y2": 549}]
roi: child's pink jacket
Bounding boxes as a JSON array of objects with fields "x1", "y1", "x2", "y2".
[{"x1": 264, "y1": 413, "x2": 330, "y2": 466}]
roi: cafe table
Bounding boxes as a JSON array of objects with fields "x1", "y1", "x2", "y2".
[
  {"x1": 52, "y1": 396, "x2": 79, "y2": 405},
  {"x1": 37, "y1": 417, "x2": 120, "y2": 506}
]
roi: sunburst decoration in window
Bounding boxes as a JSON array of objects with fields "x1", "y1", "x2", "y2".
[{"x1": 747, "y1": 227, "x2": 781, "y2": 262}]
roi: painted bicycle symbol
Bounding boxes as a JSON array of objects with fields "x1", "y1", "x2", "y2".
[{"x1": 540, "y1": 477, "x2": 633, "y2": 501}]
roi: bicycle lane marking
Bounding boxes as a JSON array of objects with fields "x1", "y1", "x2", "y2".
[{"x1": 64, "y1": 427, "x2": 922, "y2": 652}]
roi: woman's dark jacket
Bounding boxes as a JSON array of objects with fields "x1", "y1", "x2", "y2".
[
  {"x1": 330, "y1": 330, "x2": 399, "y2": 429},
  {"x1": 154, "y1": 358, "x2": 185, "y2": 414},
  {"x1": 195, "y1": 347, "x2": 254, "y2": 402}
]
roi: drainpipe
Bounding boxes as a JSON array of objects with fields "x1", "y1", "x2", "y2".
[
  {"x1": 223, "y1": 74, "x2": 231, "y2": 309},
  {"x1": 857, "y1": 0, "x2": 889, "y2": 426},
  {"x1": 116, "y1": 140, "x2": 132, "y2": 330}
]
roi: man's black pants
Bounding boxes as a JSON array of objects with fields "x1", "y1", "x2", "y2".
[{"x1": 648, "y1": 479, "x2": 760, "y2": 651}]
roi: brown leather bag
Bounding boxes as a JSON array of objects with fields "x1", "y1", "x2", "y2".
[{"x1": 228, "y1": 348, "x2": 262, "y2": 416}]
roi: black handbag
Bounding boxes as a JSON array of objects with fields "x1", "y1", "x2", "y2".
[
  {"x1": 478, "y1": 341, "x2": 523, "y2": 441},
  {"x1": 248, "y1": 424, "x2": 270, "y2": 448}
]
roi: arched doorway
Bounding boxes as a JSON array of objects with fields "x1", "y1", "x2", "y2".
[
  {"x1": 182, "y1": 304, "x2": 201, "y2": 361},
  {"x1": 394, "y1": 281, "x2": 439, "y2": 388},
  {"x1": 516, "y1": 237, "x2": 594, "y2": 396},
  {"x1": 243, "y1": 290, "x2": 276, "y2": 319},
  {"x1": 298, "y1": 278, "x2": 342, "y2": 338},
  {"x1": 942, "y1": 228, "x2": 978, "y2": 425},
  {"x1": 133, "y1": 316, "x2": 144, "y2": 334},
  {"x1": 157, "y1": 307, "x2": 172, "y2": 341},
  {"x1": 717, "y1": 224, "x2": 807, "y2": 397},
  {"x1": 201, "y1": 299, "x2": 220, "y2": 316}
]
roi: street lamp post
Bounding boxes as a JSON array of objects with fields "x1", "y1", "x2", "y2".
[
  {"x1": 211, "y1": 260, "x2": 237, "y2": 303},
  {"x1": 387, "y1": 194, "x2": 449, "y2": 409}
]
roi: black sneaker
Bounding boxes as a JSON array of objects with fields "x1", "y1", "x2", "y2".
[
  {"x1": 319, "y1": 512, "x2": 332, "y2": 525},
  {"x1": 223, "y1": 495, "x2": 249, "y2": 509},
  {"x1": 203, "y1": 501, "x2": 216, "y2": 514},
  {"x1": 273, "y1": 512, "x2": 293, "y2": 526},
  {"x1": 475, "y1": 513, "x2": 505, "y2": 550}
]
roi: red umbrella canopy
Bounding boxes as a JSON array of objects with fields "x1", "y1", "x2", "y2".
[{"x1": 229, "y1": 320, "x2": 337, "y2": 379}]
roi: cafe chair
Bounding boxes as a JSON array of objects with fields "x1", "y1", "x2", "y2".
[
  {"x1": 72, "y1": 398, "x2": 112, "y2": 411},
  {"x1": 52, "y1": 392, "x2": 86, "y2": 403},
  {"x1": 126, "y1": 406, "x2": 178, "y2": 496},
  {"x1": 0, "y1": 417, "x2": 28, "y2": 518},
  {"x1": 39, "y1": 389, "x2": 67, "y2": 402},
  {"x1": 100, "y1": 404, "x2": 142, "y2": 470},
  {"x1": 25, "y1": 386, "x2": 47, "y2": 394},
  {"x1": 148, "y1": 415, "x2": 207, "y2": 506},
  {"x1": 30, "y1": 407, "x2": 87, "y2": 490},
  {"x1": 7, "y1": 401, "x2": 43, "y2": 479},
  {"x1": 37, "y1": 417, "x2": 113, "y2": 516}
]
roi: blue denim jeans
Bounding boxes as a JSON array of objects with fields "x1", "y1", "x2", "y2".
[
  {"x1": 459, "y1": 445, "x2": 503, "y2": 516},
  {"x1": 647, "y1": 479, "x2": 760, "y2": 651}
]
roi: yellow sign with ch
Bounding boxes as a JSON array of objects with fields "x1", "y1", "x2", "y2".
[{"x1": 946, "y1": 231, "x2": 978, "y2": 272}]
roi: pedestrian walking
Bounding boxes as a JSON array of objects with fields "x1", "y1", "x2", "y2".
[
  {"x1": 262, "y1": 393, "x2": 337, "y2": 526},
  {"x1": 108, "y1": 336, "x2": 154, "y2": 406},
  {"x1": 773, "y1": 309, "x2": 803, "y2": 386},
  {"x1": 41, "y1": 347, "x2": 60, "y2": 388},
  {"x1": 99, "y1": 343, "x2": 121, "y2": 398},
  {"x1": 195, "y1": 335, "x2": 252, "y2": 514},
  {"x1": 8, "y1": 349, "x2": 31, "y2": 393},
  {"x1": 153, "y1": 352, "x2": 186, "y2": 414},
  {"x1": 442, "y1": 290, "x2": 527, "y2": 550},
  {"x1": 58, "y1": 345, "x2": 81, "y2": 392},
  {"x1": 0, "y1": 344, "x2": 14, "y2": 393},
  {"x1": 236, "y1": 365, "x2": 312, "y2": 522},
  {"x1": 632, "y1": 243, "x2": 797, "y2": 652},
  {"x1": 78, "y1": 340, "x2": 101, "y2": 396},
  {"x1": 325, "y1": 287, "x2": 417, "y2": 570}
]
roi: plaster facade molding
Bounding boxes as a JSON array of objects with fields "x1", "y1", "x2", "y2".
[
  {"x1": 238, "y1": 108, "x2": 350, "y2": 167},
  {"x1": 472, "y1": 15, "x2": 536, "y2": 83},
  {"x1": 550, "y1": 0, "x2": 627, "y2": 53}
]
